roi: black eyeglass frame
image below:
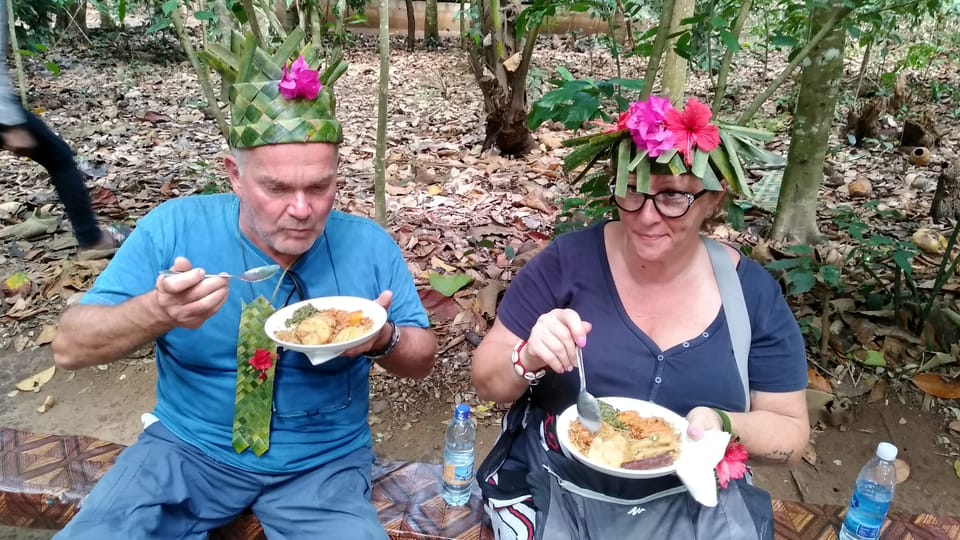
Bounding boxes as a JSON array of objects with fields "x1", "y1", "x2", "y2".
[{"x1": 610, "y1": 188, "x2": 710, "y2": 219}]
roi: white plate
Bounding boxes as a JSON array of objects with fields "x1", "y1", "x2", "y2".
[
  {"x1": 556, "y1": 396, "x2": 690, "y2": 479},
  {"x1": 264, "y1": 296, "x2": 387, "y2": 365}
]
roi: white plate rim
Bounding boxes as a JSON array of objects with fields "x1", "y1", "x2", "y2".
[
  {"x1": 555, "y1": 396, "x2": 690, "y2": 479},
  {"x1": 263, "y1": 296, "x2": 387, "y2": 365}
]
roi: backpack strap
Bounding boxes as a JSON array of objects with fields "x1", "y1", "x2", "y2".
[{"x1": 703, "y1": 237, "x2": 751, "y2": 412}]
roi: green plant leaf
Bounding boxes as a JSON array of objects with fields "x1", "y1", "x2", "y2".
[
  {"x1": 691, "y1": 148, "x2": 709, "y2": 178},
  {"x1": 146, "y1": 17, "x2": 172, "y2": 33},
  {"x1": 786, "y1": 244, "x2": 813, "y2": 255},
  {"x1": 765, "y1": 258, "x2": 803, "y2": 271},
  {"x1": 719, "y1": 30, "x2": 740, "y2": 52},
  {"x1": 628, "y1": 149, "x2": 649, "y2": 171},
  {"x1": 615, "y1": 138, "x2": 632, "y2": 199},
  {"x1": 161, "y1": 0, "x2": 179, "y2": 15},
  {"x1": 819, "y1": 265, "x2": 842, "y2": 288},
  {"x1": 863, "y1": 350, "x2": 886, "y2": 367},
  {"x1": 635, "y1": 157, "x2": 650, "y2": 195},
  {"x1": 786, "y1": 268, "x2": 816, "y2": 295},
  {"x1": 428, "y1": 273, "x2": 474, "y2": 298},
  {"x1": 668, "y1": 153, "x2": 688, "y2": 176},
  {"x1": 656, "y1": 148, "x2": 677, "y2": 164}
]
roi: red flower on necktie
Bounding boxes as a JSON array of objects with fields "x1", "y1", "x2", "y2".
[
  {"x1": 716, "y1": 438, "x2": 748, "y2": 489},
  {"x1": 248, "y1": 349, "x2": 273, "y2": 382},
  {"x1": 663, "y1": 97, "x2": 721, "y2": 166}
]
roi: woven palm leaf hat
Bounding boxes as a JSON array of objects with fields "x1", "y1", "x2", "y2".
[{"x1": 204, "y1": 28, "x2": 348, "y2": 149}]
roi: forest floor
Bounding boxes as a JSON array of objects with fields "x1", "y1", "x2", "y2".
[{"x1": 1, "y1": 18, "x2": 960, "y2": 538}]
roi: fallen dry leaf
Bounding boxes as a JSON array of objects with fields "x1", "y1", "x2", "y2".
[
  {"x1": 911, "y1": 373, "x2": 960, "y2": 399},
  {"x1": 140, "y1": 111, "x2": 173, "y2": 124},
  {"x1": 1, "y1": 271, "x2": 30, "y2": 297},
  {"x1": 475, "y1": 281, "x2": 504, "y2": 320},
  {"x1": 949, "y1": 420, "x2": 960, "y2": 434},
  {"x1": 417, "y1": 288, "x2": 461, "y2": 322},
  {"x1": 35, "y1": 324, "x2": 57, "y2": 345},
  {"x1": 802, "y1": 443, "x2": 818, "y2": 468},
  {"x1": 807, "y1": 368, "x2": 833, "y2": 393},
  {"x1": 16, "y1": 366, "x2": 56, "y2": 392}
]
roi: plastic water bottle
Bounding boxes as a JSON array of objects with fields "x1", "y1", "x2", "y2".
[
  {"x1": 442, "y1": 404, "x2": 476, "y2": 506},
  {"x1": 839, "y1": 442, "x2": 898, "y2": 540}
]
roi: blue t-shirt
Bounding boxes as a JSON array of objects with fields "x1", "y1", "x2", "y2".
[
  {"x1": 80, "y1": 194, "x2": 429, "y2": 474},
  {"x1": 498, "y1": 221, "x2": 807, "y2": 417}
]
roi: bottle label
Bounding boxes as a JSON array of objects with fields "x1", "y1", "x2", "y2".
[
  {"x1": 443, "y1": 452, "x2": 475, "y2": 488},
  {"x1": 844, "y1": 489, "x2": 892, "y2": 539}
]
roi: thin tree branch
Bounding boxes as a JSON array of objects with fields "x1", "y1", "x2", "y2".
[
  {"x1": 6, "y1": 0, "x2": 26, "y2": 106},
  {"x1": 738, "y1": 6, "x2": 851, "y2": 125},
  {"x1": 712, "y1": 0, "x2": 752, "y2": 112},
  {"x1": 510, "y1": 19, "x2": 541, "y2": 111},
  {"x1": 170, "y1": 8, "x2": 230, "y2": 140},
  {"x1": 614, "y1": 0, "x2": 636, "y2": 51},
  {"x1": 241, "y1": 0, "x2": 266, "y2": 48},
  {"x1": 641, "y1": 0, "x2": 676, "y2": 100}
]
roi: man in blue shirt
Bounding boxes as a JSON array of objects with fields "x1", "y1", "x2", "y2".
[{"x1": 50, "y1": 37, "x2": 436, "y2": 539}]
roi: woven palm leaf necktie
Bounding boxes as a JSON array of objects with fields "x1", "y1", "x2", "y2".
[{"x1": 232, "y1": 296, "x2": 277, "y2": 456}]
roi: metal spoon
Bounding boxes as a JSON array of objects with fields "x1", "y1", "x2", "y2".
[
  {"x1": 576, "y1": 347, "x2": 602, "y2": 433},
  {"x1": 159, "y1": 264, "x2": 281, "y2": 283}
]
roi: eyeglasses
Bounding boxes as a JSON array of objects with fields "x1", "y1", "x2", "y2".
[{"x1": 611, "y1": 188, "x2": 709, "y2": 218}]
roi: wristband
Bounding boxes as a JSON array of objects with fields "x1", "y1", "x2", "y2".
[
  {"x1": 367, "y1": 321, "x2": 399, "y2": 361},
  {"x1": 511, "y1": 340, "x2": 547, "y2": 385},
  {"x1": 714, "y1": 408, "x2": 733, "y2": 434}
]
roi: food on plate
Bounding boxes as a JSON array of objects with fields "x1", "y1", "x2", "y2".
[
  {"x1": 568, "y1": 401, "x2": 681, "y2": 470},
  {"x1": 274, "y1": 305, "x2": 373, "y2": 345}
]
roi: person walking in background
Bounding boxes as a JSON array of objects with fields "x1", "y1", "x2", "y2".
[{"x1": 0, "y1": 0, "x2": 128, "y2": 259}]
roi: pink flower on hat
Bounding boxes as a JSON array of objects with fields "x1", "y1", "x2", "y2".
[{"x1": 278, "y1": 56, "x2": 322, "y2": 101}]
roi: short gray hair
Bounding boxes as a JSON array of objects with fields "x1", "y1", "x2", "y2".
[{"x1": 231, "y1": 148, "x2": 249, "y2": 175}]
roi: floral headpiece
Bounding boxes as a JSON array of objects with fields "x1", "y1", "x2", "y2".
[
  {"x1": 563, "y1": 95, "x2": 774, "y2": 199},
  {"x1": 203, "y1": 29, "x2": 348, "y2": 149}
]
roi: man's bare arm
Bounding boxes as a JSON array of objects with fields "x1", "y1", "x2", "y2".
[
  {"x1": 53, "y1": 293, "x2": 173, "y2": 370},
  {"x1": 53, "y1": 259, "x2": 230, "y2": 370}
]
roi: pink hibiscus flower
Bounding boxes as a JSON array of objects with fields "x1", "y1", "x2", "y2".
[
  {"x1": 625, "y1": 96, "x2": 676, "y2": 157},
  {"x1": 278, "y1": 56, "x2": 322, "y2": 101},
  {"x1": 716, "y1": 439, "x2": 748, "y2": 489}
]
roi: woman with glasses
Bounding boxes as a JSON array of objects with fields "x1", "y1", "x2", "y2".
[{"x1": 471, "y1": 96, "x2": 809, "y2": 539}]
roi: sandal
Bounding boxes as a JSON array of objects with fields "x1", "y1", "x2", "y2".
[{"x1": 78, "y1": 223, "x2": 132, "y2": 261}]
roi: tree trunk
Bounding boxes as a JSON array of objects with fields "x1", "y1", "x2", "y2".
[
  {"x1": 275, "y1": 0, "x2": 297, "y2": 32},
  {"x1": 661, "y1": 0, "x2": 694, "y2": 103},
  {"x1": 374, "y1": 0, "x2": 390, "y2": 224},
  {"x1": 404, "y1": 0, "x2": 415, "y2": 51},
  {"x1": 99, "y1": 10, "x2": 117, "y2": 30},
  {"x1": 770, "y1": 5, "x2": 847, "y2": 243},
  {"x1": 56, "y1": 0, "x2": 87, "y2": 35},
  {"x1": 467, "y1": 0, "x2": 536, "y2": 156},
  {"x1": 424, "y1": 0, "x2": 440, "y2": 47},
  {"x1": 335, "y1": 0, "x2": 347, "y2": 43},
  {"x1": 931, "y1": 159, "x2": 960, "y2": 222},
  {"x1": 213, "y1": 0, "x2": 234, "y2": 103}
]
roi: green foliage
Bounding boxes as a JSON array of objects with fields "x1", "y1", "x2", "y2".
[
  {"x1": 429, "y1": 273, "x2": 474, "y2": 297},
  {"x1": 528, "y1": 71, "x2": 645, "y2": 131}
]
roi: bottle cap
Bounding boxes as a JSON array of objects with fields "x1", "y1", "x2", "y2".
[
  {"x1": 454, "y1": 404, "x2": 471, "y2": 421},
  {"x1": 876, "y1": 442, "x2": 898, "y2": 461}
]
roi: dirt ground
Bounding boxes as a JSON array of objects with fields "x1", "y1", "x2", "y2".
[{"x1": 1, "y1": 344, "x2": 958, "y2": 539}]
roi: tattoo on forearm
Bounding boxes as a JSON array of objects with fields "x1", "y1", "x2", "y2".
[{"x1": 757, "y1": 449, "x2": 794, "y2": 463}]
